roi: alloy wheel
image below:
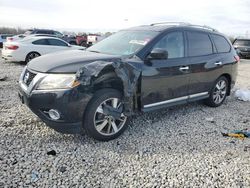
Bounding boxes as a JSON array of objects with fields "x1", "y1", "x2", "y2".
[
  {"x1": 93, "y1": 98, "x2": 127, "y2": 136},
  {"x1": 212, "y1": 80, "x2": 227, "y2": 104}
]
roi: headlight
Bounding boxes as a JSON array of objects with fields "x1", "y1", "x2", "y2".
[{"x1": 37, "y1": 74, "x2": 80, "y2": 90}]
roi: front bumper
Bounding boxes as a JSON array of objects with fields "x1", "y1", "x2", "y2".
[{"x1": 18, "y1": 68, "x2": 93, "y2": 134}]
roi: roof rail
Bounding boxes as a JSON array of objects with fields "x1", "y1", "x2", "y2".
[
  {"x1": 150, "y1": 22, "x2": 190, "y2": 26},
  {"x1": 188, "y1": 25, "x2": 218, "y2": 32},
  {"x1": 150, "y1": 22, "x2": 218, "y2": 32}
]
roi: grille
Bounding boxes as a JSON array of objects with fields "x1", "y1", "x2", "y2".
[{"x1": 23, "y1": 69, "x2": 37, "y2": 86}]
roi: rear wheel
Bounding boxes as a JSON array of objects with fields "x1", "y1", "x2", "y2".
[
  {"x1": 25, "y1": 52, "x2": 40, "y2": 63},
  {"x1": 205, "y1": 76, "x2": 229, "y2": 107},
  {"x1": 80, "y1": 41, "x2": 87, "y2": 47},
  {"x1": 83, "y1": 89, "x2": 128, "y2": 141}
]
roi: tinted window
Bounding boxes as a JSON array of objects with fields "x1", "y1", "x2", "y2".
[
  {"x1": 187, "y1": 32, "x2": 213, "y2": 56},
  {"x1": 48, "y1": 39, "x2": 68, "y2": 46},
  {"x1": 153, "y1": 32, "x2": 184, "y2": 58},
  {"x1": 212, "y1": 35, "x2": 230, "y2": 53},
  {"x1": 234, "y1": 40, "x2": 250, "y2": 46},
  {"x1": 32, "y1": 39, "x2": 48, "y2": 45},
  {"x1": 36, "y1": 30, "x2": 54, "y2": 34}
]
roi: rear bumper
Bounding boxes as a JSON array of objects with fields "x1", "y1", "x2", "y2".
[
  {"x1": 2, "y1": 50, "x2": 19, "y2": 61},
  {"x1": 18, "y1": 79, "x2": 93, "y2": 134}
]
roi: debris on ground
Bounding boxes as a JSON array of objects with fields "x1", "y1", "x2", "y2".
[
  {"x1": 205, "y1": 117, "x2": 215, "y2": 123},
  {"x1": 0, "y1": 76, "x2": 7, "y2": 81},
  {"x1": 31, "y1": 170, "x2": 39, "y2": 182},
  {"x1": 221, "y1": 129, "x2": 250, "y2": 139},
  {"x1": 47, "y1": 150, "x2": 57, "y2": 156},
  {"x1": 235, "y1": 89, "x2": 250, "y2": 101},
  {"x1": 244, "y1": 145, "x2": 250, "y2": 152},
  {"x1": 59, "y1": 166, "x2": 67, "y2": 173}
]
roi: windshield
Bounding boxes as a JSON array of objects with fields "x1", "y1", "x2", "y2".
[
  {"x1": 234, "y1": 40, "x2": 250, "y2": 46},
  {"x1": 24, "y1": 30, "x2": 33, "y2": 35},
  {"x1": 87, "y1": 30, "x2": 158, "y2": 55}
]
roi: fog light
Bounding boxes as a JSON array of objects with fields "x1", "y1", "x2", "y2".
[{"x1": 48, "y1": 109, "x2": 60, "y2": 120}]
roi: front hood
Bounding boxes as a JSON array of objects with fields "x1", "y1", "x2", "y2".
[{"x1": 27, "y1": 50, "x2": 121, "y2": 73}]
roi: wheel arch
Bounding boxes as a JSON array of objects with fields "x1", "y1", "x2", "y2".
[
  {"x1": 76, "y1": 61, "x2": 141, "y2": 115},
  {"x1": 25, "y1": 51, "x2": 41, "y2": 63},
  {"x1": 219, "y1": 73, "x2": 232, "y2": 96},
  {"x1": 93, "y1": 67, "x2": 124, "y2": 94},
  {"x1": 26, "y1": 51, "x2": 41, "y2": 57}
]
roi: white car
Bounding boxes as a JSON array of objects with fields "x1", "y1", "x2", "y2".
[{"x1": 2, "y1": 36, "x2": 85, "y2": 63}]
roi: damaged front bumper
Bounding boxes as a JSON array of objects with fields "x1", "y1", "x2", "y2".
[{"x1": 18, "y1": 69, "x2": 93, "y2": 134}]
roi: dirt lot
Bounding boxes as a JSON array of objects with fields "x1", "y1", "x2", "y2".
[{"x1": 0, "y1": 54, "x2": 249, "y2": 187}]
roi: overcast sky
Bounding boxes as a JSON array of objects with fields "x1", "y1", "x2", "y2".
[{"x1": 0, "y1": 0, "x2": 250, "y2": 35}]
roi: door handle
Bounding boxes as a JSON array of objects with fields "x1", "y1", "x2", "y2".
[
  {"x1": 215, "y1": 61, "x2": 222, "y2": 66},
  {"x1": 179, "y1": 66, "x2": 189, "y2": 71}
]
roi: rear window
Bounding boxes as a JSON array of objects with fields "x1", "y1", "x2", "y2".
[
  {"x1": 187, "y1": 31, "x2": 213, "y2": 56},
  {"x1": 234, "y1": 40, "x2": 250, "y2": 46},
  {"x1": 36, "y1": 30, "x2": 54, "y2": 35},
  {"x1": 32, "y1": 39, "x2": 48, "y2": 45},
  {"x1": 212, "y1": 34, "x2": 231, "y2": 53}
]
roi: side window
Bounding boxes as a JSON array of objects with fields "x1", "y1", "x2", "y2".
[
  {"x1": 212, "y1": 34, "x2": 231, "y2": 53},
  {"x1": 187, "y1": 32, "x2": 213, "y2": 56},
  {"x1": 48, "y1": 39, "x2": 68, "y2": 46},
  {"x1": 32, "y1": 39, "x2": 48, "y2": 45},
  {"x1": 153, "y1": 32, "x2": 184, "y2": 59}
]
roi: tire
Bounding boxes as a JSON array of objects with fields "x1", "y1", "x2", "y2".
[
  {"x1": 204, "y1": 76, "x2": 229, "y2": 107},
  {"x1": 83, "y1": 89, "x2": 128, "y2": 141},
  {"x1": 80, "y1": 41, "x2": 87, "y2": 47},
  {"x1": 25, "y1": 52, "x2": 40, "y2": 63}
]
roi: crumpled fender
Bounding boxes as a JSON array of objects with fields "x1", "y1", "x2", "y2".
[{"x1": 75, "y1": 60, "x2": 141, "y2": 115}]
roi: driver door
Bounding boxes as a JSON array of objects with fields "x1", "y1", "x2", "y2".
[{"x1": 141, "y1": 31, "x2": 191, "y2": 111}]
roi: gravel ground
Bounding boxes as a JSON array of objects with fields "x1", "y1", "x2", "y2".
[{"x1": 0, "y1": 55, "x2": 249, "y2": 187}]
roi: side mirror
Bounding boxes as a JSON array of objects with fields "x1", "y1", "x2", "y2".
[
  {"x1": 148, "y1": 48, "x2": 168, "y2": 60},
  {"x1": 68, "y1": 44, "x2": 72, "y2": 47}
]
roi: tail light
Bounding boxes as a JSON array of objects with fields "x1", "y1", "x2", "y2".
[
  {"x1": 6, "y1": 45, "x2": 19, "y2": 50},
  {"x1": 7, "y1": 37, "x2": 13, "y2": 41},
  {"x1": 234, "y1": 55, "x2": 240, "y2": 62}
]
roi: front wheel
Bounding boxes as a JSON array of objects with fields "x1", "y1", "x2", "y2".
[
  {"x1": 205, "y1": 76, "x2": 229, "y2": 107},
  {"x1": 83, "y1": 89, "x2": 128, "y2": 141}
]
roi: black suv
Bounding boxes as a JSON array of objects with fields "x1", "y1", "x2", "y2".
[
  {"x1": 233, "y1": 38, "x2": 250, "y2": 59},
  {"x1": 24, "y1": 29, "x2": 77, "y2": 45},
  {"x1": 18, "y1": 23, "x2": 239, "y2": 141},
  {"x1": 24, "y1": 29, "x2": 63, "y2": 36}
]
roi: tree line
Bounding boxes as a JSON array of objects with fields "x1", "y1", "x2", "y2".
[{"x1": 0, "y1": 27, "x2": 27, "y2": 35}]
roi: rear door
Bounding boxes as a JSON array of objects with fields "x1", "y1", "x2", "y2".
[
  {"x1": 141, "y1": 31, "x2": 190, "y2": 111},
  {"x1": 186, "y1": 31, "x2": 224, "y2": 100}
]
